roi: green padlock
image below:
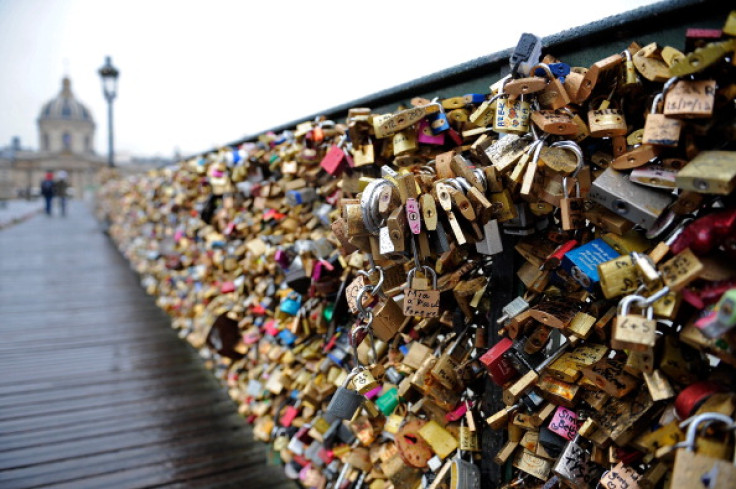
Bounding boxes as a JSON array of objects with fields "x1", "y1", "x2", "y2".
[{"x1": 375, "y1": 387, "x2": 399, "y2": 416}]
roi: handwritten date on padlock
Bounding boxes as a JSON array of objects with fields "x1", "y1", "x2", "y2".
[{"x1": 403, "y1": 288, "x2": 440, "y2": 318}]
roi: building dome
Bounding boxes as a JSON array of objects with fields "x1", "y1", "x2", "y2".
[
  {"x1": 39, "y1": 77, "x2": 94, "y2": 123},
  {"x1": 37, "y1": 77, "x2": 96, "y2": 154}
]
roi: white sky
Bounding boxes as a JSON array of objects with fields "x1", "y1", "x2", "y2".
[{"x1": 0, "y1": 0, "x2": 661, "y2": 158}]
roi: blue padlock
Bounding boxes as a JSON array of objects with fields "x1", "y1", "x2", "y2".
[
  {"x1": 280, "y1": 292, "x2": 302, "y2": 316},
  {"x1": 427, "y1": 110, "x2": 451, "y2": 134},
  {"x1": 463, "y1": 93, "x2": 486, "y2": 104},
  {"x1": 560, "y1": 238, "x2": 619, "y2": 292},
  {"x1": 278, "y1": 328, "x2": 297, "y2": 346}
]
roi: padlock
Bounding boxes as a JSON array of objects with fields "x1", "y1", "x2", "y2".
[
  {"x1": 428, "y1": 103, "x2": 451, "y2": 134},
  {"x1": 360, "y1": 293, "x2": 404, "y2": 342},
  {"x1": 590, "y1": 167, "x2": 674, "y2": 230},
  {"x1": 663, "y1": 79, "x2": 716, "y2": 118},
  {"x1": 642, "y1": 86, "x2": 682, "y2": 147},
  {"x1": 598, "y1": 255, "x2": 640, "y2": 299},
  {"x1": 588, "y1": 100, "x2": 628, "y2": 138},
  {"x1": 403, "y1": 266, "x2": 440, "y2": 318},
  {"x1": 552, "y1": 431, "x2": 600, "y2": 489},
  {"x1": 671, "y1": 412, "x2": 736, "y2": 489},
  {"x1": 352, "y1": 367, "x2": 379, "y2": 395},
  {"x1": 612, "y1": 294, "x2": 657, "y2": 351},
  {"x1": 431, "y1": 329, "x2": 470, "y2": 391},
  {"x1": 450, "y1": 448, "x2": 481, "y2": 489},
  {"x1": 509, "y1": 32, "x2": 543, "y2": 76},
  {"x1": 326, "y1": 369, "x2": 364, "y2": 420},
  {"x1": 493, "y1": 87, "x2": 531, "y2": 134},
  {"x1": 675, "y1": 151, "x2": 736, "y2": 195},
  {"x1": 560, "y1": 238, "x2": 619, "y2": 292},
  {"x1": 480, "y1": 337, "x2": 519, "y2": 386},
  {"x1": 531, "y1": 109, "x2": 579, "y2": 135},
  {"x1": 396, "y1": 418, "x2": 434, "y2": 468},
  {"x1": 633, "y1": 42, "x2": 670, "y2": 82},
  {"x1": 560, "y1": 176, "x2": 585, "y2": 230},
  {"x1": 698, "y1": 289, "x2": 736, "y2": 339},
  {"x1": 533, "y1": 63, "x2": 570, "y2": 109}
]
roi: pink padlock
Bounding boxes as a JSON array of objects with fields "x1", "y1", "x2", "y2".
[
  {"x1": 320, "y1": 145, "x2": 346, "y2": 175},
  {"x1": 406, "y1": 198, "x2": 422, "y2": 235},
  {"x1": 416, "y1": 119, "x2": 445, "y2": 145},
  {"x1": 547, "y1": 406, "x2": 580, "y2": 440}
]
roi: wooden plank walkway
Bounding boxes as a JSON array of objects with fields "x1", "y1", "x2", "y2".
[{"x1": 0, "y1": 200, "x2": 297, "y2": 489}]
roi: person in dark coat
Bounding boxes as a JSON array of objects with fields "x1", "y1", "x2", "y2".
[
  {"x1": 40, "y1": 171, "x2": 55, "y2": 216},
  {"x1": 55, "y1": 170, "x2": 69, "y2": 217}
]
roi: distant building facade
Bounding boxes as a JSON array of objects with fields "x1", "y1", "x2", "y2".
[{"x1": 0, "y1": 77, "x2": 105, "y2": 199}]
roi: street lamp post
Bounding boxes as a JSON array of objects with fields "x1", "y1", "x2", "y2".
[{"x1": 98, "y1": 56, "x2": 119, "y2": 168}]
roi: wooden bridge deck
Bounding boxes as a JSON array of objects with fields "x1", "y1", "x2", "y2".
[{"x1": 0, "y1": 200, "x2": 296, "y2": 489}]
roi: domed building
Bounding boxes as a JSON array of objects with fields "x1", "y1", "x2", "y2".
[
  {"x1": 0, "y1": 77, "x2": 105, "y2": 199},
  {"x1": 38, "y1": 77, "x2": 96, "y2": 155}
]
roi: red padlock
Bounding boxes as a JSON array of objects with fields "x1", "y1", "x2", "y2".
[{"x1": 479, "y1": 337, "x2": 518, "y2": 385}]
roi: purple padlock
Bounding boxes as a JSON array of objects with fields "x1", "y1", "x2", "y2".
[{"x1": 274, "y1": 249, "x2": 291, "y2": 269}]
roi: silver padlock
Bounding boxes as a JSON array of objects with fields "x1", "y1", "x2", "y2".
[
  {"x1": 552, "y1": 432, "x2": 600, "y2": 489},
  {"x1": 496, "y1": 296, "x2": 530, "y2": 325},
  {"x1": 589, "y1": 167, "x2": 674, "y2": 230},
  {"x1": 450, "y1": 449, "x2": 481, "y2": 489},
  {"x1": 326, "y1": 370, "x2": 364, "y2": 420},
  {"x1": 475, "y1": 219, "x2": 503, "y2": 256}
]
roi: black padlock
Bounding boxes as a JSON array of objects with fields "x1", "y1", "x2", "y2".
[{"x1": 326, "y1": 370, "x2": 364, "y2": 420}]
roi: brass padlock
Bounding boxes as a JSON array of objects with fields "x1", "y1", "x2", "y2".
[
  {"x1": 663, "y1": 79, "x2": 716, "y2": 119},
  {"x1": 612, "y1": 294, "x2": 657, "y2": 351},
  {"x1": 531, "y1": 109, "x2": 578, "y2": 135},
  {"x1": 493, "y1": 89, "x2": 531, "y2": 134},
  {"x1": 588, "y1": 100, "x2": 627, "y2": 138},
  {"x1": 560, "y1": 176, "x2": 585, "y2": 230},
  {"x1": 368, "y1": 296, "x2": 405, "y2": 342},
  {"x1": 598, "y1": 255, "x2": 640, "y2": 299},
  {"x1": 403, "y1": 266, "x2": 440, "y2": 318},
  {"x1": 533, "y1": 63, "x2": 570, "y2": 109},
  {"x1": 671, "y1": 412, "x2": 736, "y2": 489},
  {"x1": 643, "y1": 83, "x2": 682, "y2": 147}
]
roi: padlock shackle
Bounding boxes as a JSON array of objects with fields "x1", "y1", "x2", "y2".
[
  {"x1": 361, "y1": 179, "x2": 395, "y2": 233},
  {"x1": 618, "y1": 294, "x2": 653, "y2": 319},
  {"x1": 530, "y1": 63, "x2": 554, "y2": 81},
  {"x1": 356, "y1": 284, "x2": 376, "y2": 317},
  {"x1": 561, "y1": 176, "x2": 580, "y2": 199},
  {"x1": 551, "y1": 140, "x2": 584, "y2": 177},
  {"x1": 679, "y1": 412, "x2": 735, "y2": 452},
  {"x1": 357, "y1": 266, "x2": 385, "y2": 296},
  {"x1": 650, "y1": 93, "x2": 663, "y2": 114}
]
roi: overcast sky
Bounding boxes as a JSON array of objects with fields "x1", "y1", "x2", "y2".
[{"x1": 0, "y1": 0, "x2": 661, "y2": 158}]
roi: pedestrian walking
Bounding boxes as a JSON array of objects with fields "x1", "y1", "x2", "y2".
[
  {"x1": 40, "y1": 171, "x2": 55, "y2": 216},
  {"x1": 55, "y1": 171, "x2": 69, "y2": 217}
]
